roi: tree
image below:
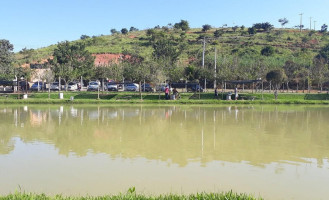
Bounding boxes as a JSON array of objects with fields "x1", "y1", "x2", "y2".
[
  {"x1": 318, "y1": 44, "x2": 329, "y2": 62},
  {"x1": 129, "y1": 27, "x2": 139, "y2": 32},
  {"x1": 121, "y1": 28, "x2": 128, "y2": 35},
  {"x1": 19, "y1": 47, "x2": 35, "y2": 64},
  {"x1": 232, "y1": 26, "x2": 239, "y2": 32},
  {"x1": 266, "y1": 69, "x2": 286, "y2": 100},
  {"x1": 313, "y1": 57, "x2": 329, "y2": 91},
  {"x1": 146, "y1": 28, "x2": 156, "y2": 36},
  {"x1": 283, "y1": 60, "x2": 298, "y2": 92},
  {"x1": 0, "y1": 40, "x2": 15, "y2": 80},
  {"x1": 121, "y1": 56, "x2": 153, "y2": 100},
  {"x1": 41, "y1": 69, "x2": 54, "y2": 99},
  {"x1": 202, "y1": 24, "x2": 212, "y2": 32},
  {"x1": 49, "y1": 41, "x2": 95, "y2": 90},
  {"x1": 149, "y1": 32, "x2": 186, "y2": 65},
  {"x1": 278, "y1": 18, "x2": 289, "y2": 28},
  {"x1": 261, "y1": 46, "x2": 275, "y2": 56},
  {"x1": 248, "y1": 27, "x2": 256, "y2": 35},
  {"x1": 240, "y1": 25, "x2": 245, "y2": 31},
  {"x1": 174, "y1": 20, "x2": 190, "y2": 31},
  {"x1": 80, "y1": 35, "x2": 90, "y2": 40},
  {"x1": 110, "y1": 28, "x2": 118, "y2": 35},
  {"x1": 214, "y1": 29, "x2": 224, "y2": 38},
  {"x1": 252, "y1": 22, "x2": 274, "y2": 32},
  {"x1": 320, "y1": 24, "x2": 328, "y2": 33}
]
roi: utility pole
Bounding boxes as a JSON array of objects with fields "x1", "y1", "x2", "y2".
[
  {"x1": 202, "y1": 37, "x2": 206, "y2": 91},
  {"x1": 214, "y1": 47, "x2": 217, "y2": 89},
  {"x1": 314, "y1": 21, "x2": 316, "y2": 30},
  {"x1": 299, "y1": 13, "x2": 303, "y2": 32},
  {"x1": 309, "y1": 17, "x2": 312, "y2": 30}
]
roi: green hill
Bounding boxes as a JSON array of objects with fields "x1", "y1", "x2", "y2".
[{"x1": 15, "y1": 27, "x2": 328, "y2": 66}]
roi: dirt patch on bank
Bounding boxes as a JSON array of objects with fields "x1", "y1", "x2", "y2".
[{"x1": 93, "y1": 53, "x2": 129, "y2": 66}]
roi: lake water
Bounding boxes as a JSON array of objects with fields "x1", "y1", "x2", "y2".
[{"x1": 0, "y1": 105, "x2": 329, "y2": 199}]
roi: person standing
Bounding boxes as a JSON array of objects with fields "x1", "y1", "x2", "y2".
[
  {"x1": 165, "y1": 86, "x2": 169, "y2": 100},
  {"x1": 234, "y1": 87, "x2": 238, "y2": 100}
]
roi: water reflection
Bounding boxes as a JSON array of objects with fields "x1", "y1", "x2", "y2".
[{"x1": 1, "y1": 105, "x2": 329, "y2": 168}]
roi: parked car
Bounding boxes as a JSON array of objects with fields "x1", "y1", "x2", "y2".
[
  {"x1": 125, "y1": 83, "x2": 139, "y2": 91},
  {"x1": 65, "y1": 82, "x2": 79, "y2": 91},
  {"x1": 50, "y1": 82, "x2": 60, "y2": 91},
  {"x1": 19, "y1": 81, "x2": 29, "y2": 91},
  {"x1": 31, "y1": 81, "x2": 46, "y2": 91},
  {"x1": 107, "y1": 82, "x2": 118, "y2": 91},
  {"x1": 141, "y1": 84, "x2": 154, "y2": 92},
  {"x1": 87, "y1": 81, "x2": 99, "y2": 91}
]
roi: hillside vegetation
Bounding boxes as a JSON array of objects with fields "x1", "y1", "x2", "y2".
[
  {"x1": 16, "y1": 27, "x2": 328, "y2": 66},
  {"x1": 10, "y1": 23, "x2": 329, "y2": 92}
]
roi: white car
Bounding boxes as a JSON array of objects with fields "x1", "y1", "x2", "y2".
[
  {"x1": 66, "y1": 82, "x2": 79, "y2": 91},
  {"x1": 87, "y1": 81, "x2": 99, "y2": 91}
]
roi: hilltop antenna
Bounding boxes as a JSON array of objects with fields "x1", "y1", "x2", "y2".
[
  {"x1": 299, "y1": 13, "x2": 303, "y2": 32},
  {"x1": 314, "y1": 21, "x2": 316, "y2": 30},
  {"x1": 309, "y1": 17, "x2": 312, "y2": 30}
]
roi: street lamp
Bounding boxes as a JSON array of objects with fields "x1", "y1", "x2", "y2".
[{"x1": 257, "y1": 78, "x2": 263, "y2": 100}]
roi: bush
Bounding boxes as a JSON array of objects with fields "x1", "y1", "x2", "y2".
[{"x1": 261, "y1": 46, "x2": 275, "y2": 56}]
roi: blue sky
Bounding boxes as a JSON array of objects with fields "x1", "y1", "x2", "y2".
[{"x1": 1, "y1": 0, "x2": 329, "y2": 52}]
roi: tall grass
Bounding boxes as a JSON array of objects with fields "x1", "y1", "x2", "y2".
[{"x1": 0, "y1": 189, "x2": 262, "y2": 200}]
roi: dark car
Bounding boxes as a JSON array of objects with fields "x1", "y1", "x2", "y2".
[
  {"x1": 141, "y1": 84, "x2": 154, "y2": 92},
  {"x1": 30, "y1": 81, "x2": 46, "y2": 91},
  {"x1": 19, "y1": 81, "x2": 29, "y2": 91}
]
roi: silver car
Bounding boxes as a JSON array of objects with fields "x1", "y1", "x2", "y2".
[
  {"x1": 87, "y1": 81, "x2": 99, "y2": 91},
  {"x1": 125, "y1": 83, "x2": 139, "y2": 91}
]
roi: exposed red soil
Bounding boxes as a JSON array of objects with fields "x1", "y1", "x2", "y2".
[
  {"x1": 22, "y1": 54, "x2": 125, "y2": 68},
  {"x1": 93, "y1": 53, "x2": 124, "y2": 66}
]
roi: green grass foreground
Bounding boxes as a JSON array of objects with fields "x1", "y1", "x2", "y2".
[
  {"x1": 1, "y1": 91, "x2": 329, "y2": 105},
  {"x1": 0, "y1": 190, "x2": 262, "y2": 200}
]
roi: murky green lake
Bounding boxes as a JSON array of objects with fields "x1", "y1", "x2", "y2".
[{"x1": 0, "y1": 105, "x2": 329, "y2": 199}]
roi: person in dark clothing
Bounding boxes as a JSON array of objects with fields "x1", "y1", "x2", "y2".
[{"x1": 215, "y1": 88, "x2": 218, "y2": 98}]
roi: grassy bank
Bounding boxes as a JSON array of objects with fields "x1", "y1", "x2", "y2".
[
  {"x1": 0, "y1": 190, "x2": 262, "y2": 200},
  {"x1": 1, "y1": 91, "x2": 329, "y2": 105}
]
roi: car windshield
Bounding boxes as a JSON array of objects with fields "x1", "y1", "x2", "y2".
[
  {"x1": 127, "y1": 84, "x2": 135, "y2": 86},
  {"x1": 90, "y1": 82, "x2": 98, "y2": 85},
  {"x1": 52, "y1": 83, "x2": 59, "y2": 85},
  {"x1": 68, "y1": 82, "x2": 75, "y2": 85}
]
